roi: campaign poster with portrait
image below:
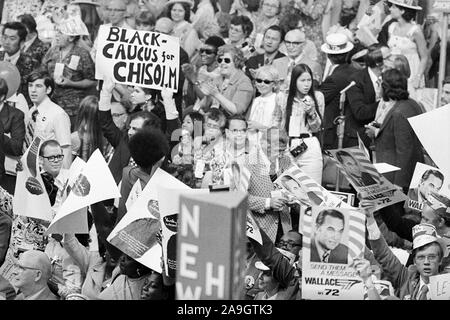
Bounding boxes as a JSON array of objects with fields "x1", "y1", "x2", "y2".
[
  {"x1": 223, "y1": 160, "x2": 250, "y2": 192},
  {"x1": 301, "y1": 206, "x2": 365, "y2": 300},
  {"x1": 405, "y1": 163, "x2": 449, "y2": 214},
  {"x1": 328, "y1": 148, "x2": 407, "y2": 210}
]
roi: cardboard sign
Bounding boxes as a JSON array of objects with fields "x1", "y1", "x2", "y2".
[
  {"x1": 409, "y1": 105, "x2": 450, "y2": 180},
  {"x1": 125, "y1": 180, "x2": 143, "y2": 211},
  {"x1": 329, "y1": 148, "x2": 407, "y2": 210},
  {"x1": 429, "y1": 274, "x2": 450, "y2": 300},
  {"x1": 329, "y1": 191, "x2": 356, "y2": 207},
  {"x1": 246, "y1": 211, "x2": 262, "y2": 245},
  {"x1": 13, "y1": 136, "x2": 53, "y2": 222},
  {"x1": 46, "y1": 150, "x2": 120, "y2": 234},
  {"x1": 176, "y1": 192, "x2": 247, "y2": 300},
  {"x1": 95, "y1": 25, "x2": 180, "y2": 92},
  {"x1": 301, "y1": 206, "x2": 365, "y2": 300},
  {"x1": 107, "y1": 169, "x2": 195, "y2": 273},
  {"x1": 158, "y1": 187, "x2": 209, "y2": 278}
]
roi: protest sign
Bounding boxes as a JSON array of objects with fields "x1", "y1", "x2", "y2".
[
  {"x1": 329, "y1": 191, "x2": 355, "y2": 206},
  {"x1": 429, "y1": 273, "x2": 450, "y2": 300},
  {"x1": 95, "y1": 25, "x2": 180, "y2": 92},
  {"x1": 373, "y1": 163, "x2": 401, "y2": 174},
  {"x1": 404, "y1": 163, "x2": 449, "y2": 215},
  {"x1": 223, "y1": 161, "x2": 250, "y2": 192},
  {"x1": 329, "y1": 147, "x2": 407, "y2": 210},
  {"x1": 158, "y1": 186, "x2": 209, "y2": 278},
  {"x1": 246, "y1": 211, "x2": 262, "y2": 245},
  {"x1": 108, "y1": 169, "x2": 195, "y2": 273},
  {"x1": 408, "y1": 105, "x2": 450, "y2": 179},
  {"x1": 301, "y1": 206, "x2": 365, "y2": 300},
  {"x1": 274, "y1": 165, "x2": 351, "y2": 209},
  {"x1": 13, "y1": 136, "x2": 53, "y2": 222},
  {"x1": 176, "y1": 192, "x2": 247, "y2": 300},
  {"x1": 47, "y1": 150, "x2": 120, "y2": 234}
]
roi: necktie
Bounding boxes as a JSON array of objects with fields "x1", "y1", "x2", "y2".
[
  {"x1": 322, "y1": 251, "x2": 330, "y2": 263},
  {"x1": 24, "y1": 110, "x2": 38, "y2": 152},
  {"x1": 375, "y1": 76, "x2": 382, "y2": 100},
  {"x1": 417, "y1": 285, "x2": 429, "y2": 300},
  {"x1": 264, "y1": 57, "x2": 270, "y2": 65}
]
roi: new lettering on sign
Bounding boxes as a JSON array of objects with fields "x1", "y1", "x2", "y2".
[
  {"x1": 429, "y1": 274, "x2": 450, "y2": 300},
  {"x1": 95, "y1": 25, "x2": 180, "y2": 92}
]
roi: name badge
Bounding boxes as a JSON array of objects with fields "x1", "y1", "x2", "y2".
[
  {"x1": 194, "y1": 160, "x2": 205, "y2": 178},
  {"x1": 53, "y1": 62, "x2": 65, "y2": 80},
  {"x1": 68, "y1": 55, "x2": 80, "y2": 70}
]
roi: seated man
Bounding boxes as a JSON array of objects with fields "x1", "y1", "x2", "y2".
[{"x1": 13, "y1": 250, "x2": 59, "y2": 300}]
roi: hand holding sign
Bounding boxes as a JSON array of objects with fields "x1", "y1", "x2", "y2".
[{"x1": 102, "y1": 76, "x2": 116, "y2": 93}]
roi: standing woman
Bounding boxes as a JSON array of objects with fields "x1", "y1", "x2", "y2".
[
  {"x1": 191, "y1": 0, "x2": 220, "y2": 39},
  {"x1": 42, "y1": 18, "x2": 97, "y2": 130},
  {"x1": 386, "y1": 0, "x2": 427, "y2": 96},
  {"x1": 370, "y1": 69, "x2": 423, "y2": 190},
  {"x1": 277, "y1": 63, "x2": 324, "y2": 184},
  {"x1": 165, "y1": 0, "x2": 201, "y2": 58}
]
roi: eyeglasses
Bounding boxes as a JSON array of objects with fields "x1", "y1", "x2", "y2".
[
  {"x1": 415, "y1": 254, "x2": 439, "y2": 262},
  {"x1": 14, "y1": 263, "x2": 41, "y2": 273},
  {"x1": 42, "y1": 154, "x2": 64, "y2": 162},
  {"x1": 263, "y1": 3, "x2": 278, "y2": 9},
  {"x1": 200, "y1": 48, "x2": 216, "y2": 55},
  {"x1": 230, "y1": 128, "x2": 247, "y2": 134},
  {"x1": 277, "y1": 240, "x2": 301, "y2": 249},
  {"x1": 217, "y1": 57, "x2": 232, "y2": 64},
  {"x1": 205, "y1": 122, "x2": 221, "y2": 130},
  {"x1": 112, "y1": 112, "x2": 126, "y2": 118},
  {"x1": 255, "y1": 78, "x2": 274, "y2": 85},
  {"x1": 107, "y1": 8, "x2": 126, "y2": 12},
  {"x1": 285, "y1": 40, "x2": 304, "y2": 47}
]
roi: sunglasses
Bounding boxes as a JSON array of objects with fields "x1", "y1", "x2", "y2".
[
  {"x1": 200, "y1": 48, "x2": 216, "y2": 55},
  {"x1": 218, "y1": 57, "x2": 232, "y2": 64},
  {"x1": 42, "y1": 154, "x2": 64, "y2": 162},
  {"x1": 255, "y1": 78, "x2": 274, "y2": 85}
]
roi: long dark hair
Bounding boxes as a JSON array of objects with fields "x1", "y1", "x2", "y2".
[
  {"x1": 285, "y1": 64, "x2": 321, "y2": 134},
  {"x1": 75, "y1": 95, "x2": 104, "y2": 161}
]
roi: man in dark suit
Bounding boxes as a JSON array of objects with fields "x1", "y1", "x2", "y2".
[
  {"x1": 319, "y1": 33, "x2": 356, "y2": 150},
  {"x1": 346, "y1": 44, "x2": 389, "y2": 149},
  {"x1": 406, "y1": 169, "x2": 444, "y2": 214},
  {"x1": 0, "y1": 22, "x2": 40, "y2": 106},
  {"x1": 0, "y1": 77, "x2": 25, "y2": 194},
  {"x1": 245, "y1": 25, "x2": 285, "y2": 80},
  {"x1": 310, "y1": 209, "x2": 349, "y2": 264},
  {"x1": 335, "y1": 150, "x2": 378, "y2": 187},
  {"x1": 18, "y1": 14, "x2": 50, "y2": 64}
]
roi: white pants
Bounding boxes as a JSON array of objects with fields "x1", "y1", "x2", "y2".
[{"x1": 293, "y1": 136, "x2": 323, "y2": 184}]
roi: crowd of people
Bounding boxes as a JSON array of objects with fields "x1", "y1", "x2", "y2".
[{"x1": 0, "y1": 0, "x2": 449, "y2": 301}]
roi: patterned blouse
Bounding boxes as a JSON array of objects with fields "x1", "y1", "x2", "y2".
[{"x1": 42, "y1": 43, "x2": 96, "y2": 117}]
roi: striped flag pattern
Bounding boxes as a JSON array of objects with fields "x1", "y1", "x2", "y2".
[{"x1": 302, "y1": 207, "x2": 366, "y2": 260}]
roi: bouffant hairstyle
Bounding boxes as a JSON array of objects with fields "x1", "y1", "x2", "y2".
[
  {"x1": 217, "y1": 44, "x2": 246, "y2": 69},
  {"x1": 381, "y1": 68, "x2": 409, "y2": 101},
  {"x1": 129, "y1": 128, "x2": 169, "y2": 171},
  {"x1": 230, "y1": 15, "x2": 254, "y2": 37},
  {"x1": 392, "y1": 54, "x2": 411, "y2": 79}
]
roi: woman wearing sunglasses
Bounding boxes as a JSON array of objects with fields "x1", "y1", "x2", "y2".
[
  {"x1": 197, "y1": 44, "x2": 253, "y2": 116},
  {"x1": 276, "y1": 63, "x2": 324, "y2": 184}
]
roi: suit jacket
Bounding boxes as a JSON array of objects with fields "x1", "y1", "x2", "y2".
[
  {"x1": 15, "y1": 286, "x2": 59, "y2": 300},
  {"x1": 349, "y1": 171, "x2": 377, "y2": 187},
  {"x1": 245, "y1": 51, "x2": 286, "y2": 80},
  {"x1": 319, "y1": 63, "x2": 357, "y2": 149},
  {"x1": 0, "y1": 102, "x2": 25, "y2": 156},
  {"x1": 346, "y1": 68, "x2": 379, "y2": 148},
  {"x1": 24, "y1": 36, "x2": 50, "y2": 66},
  {"x1": 310, "y1": 238, "x2": 349, "y2": 264},
  {"x1": 375, "y1": 99, "x2": 424, "y2": 188}
]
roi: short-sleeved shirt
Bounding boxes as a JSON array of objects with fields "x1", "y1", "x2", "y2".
[
  {"x1": 42, "y1": 43, "x2": 96, "y2": 116},
  {"x1": 29, "y1": 96, "x2": 71, "y2": 147}
]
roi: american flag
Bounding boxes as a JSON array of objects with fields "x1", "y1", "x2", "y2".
[{"x1": 302, "y1": 207, "x2": 366, "y2": 260}]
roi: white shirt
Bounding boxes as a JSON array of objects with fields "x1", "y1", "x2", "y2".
[
  {"x1": 29, "y1": 96, "x2": 71, "y2": 146},
  {"x1": 4, "y1": 50, "x2": 20, "y2": 65},
  {"x1": 368, "y1": 67, "x2": 381, "y2": 101}
]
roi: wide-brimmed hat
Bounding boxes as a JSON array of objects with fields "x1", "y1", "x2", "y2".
[
  {"x1": 59, "y1": 17, "x2": 89, "y2": 36},
  {"x1": 412, "y1": 223, "x2": 449, "y2": 257},
  {"x1": 70, "y1": 0, "x2": 100, "y2": 6},
  {"x1": 164, "y1": 0, "x2": 194, "y2": 8},
  {"x1": 321, "y1": 33, "x2": 354, "y2": 55},
  {"x1": 388, "y1": 0, "x2": 422, "y2": 11},
  {"x1": 255, "y1": 261, "x2": 270, "y2": 271}
]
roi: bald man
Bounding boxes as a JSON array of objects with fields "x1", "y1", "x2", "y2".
[
  {"x1": 12, "y1": 250, "x2": 59, "y2": 300},
  {"x1": 273, "y1": 29, "x2": 323, "y2": 87}
]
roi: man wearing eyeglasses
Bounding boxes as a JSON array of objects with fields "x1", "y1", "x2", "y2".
[
  {"x1": 12, "y1": 249, "x2": 58, "y2": 300},
  {"x1": 273, "y1": 29, "x2": 322, "y2": 90}
]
